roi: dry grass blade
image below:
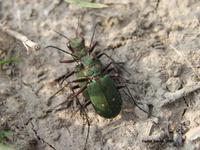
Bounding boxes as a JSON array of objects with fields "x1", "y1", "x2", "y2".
[
  {"x1": 161, "y1": 82, "x2": 200, "y2": 107},
  {"x1": 0, "y1": 57, "x2": 19, "y2": 65},
  {"x1": 64, "y1": 0, "x2": 108, "y2": 8}
]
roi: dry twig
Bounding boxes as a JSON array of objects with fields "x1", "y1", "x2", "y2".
[
  {"x1": 0, "y1": 24, "x2": 40, "y2": 52},
  {"x1": 160, "y1": 45, "x2": 200, "y2": 107},
  {"x1": 161, "y1": 82, "x2": 200, "y2": 107}
]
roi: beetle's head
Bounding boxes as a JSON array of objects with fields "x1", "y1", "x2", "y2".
[{"x1": 67, "y1": 37, "x2": 85, "y2": 51}]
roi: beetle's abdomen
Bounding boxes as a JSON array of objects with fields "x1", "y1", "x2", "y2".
[{"x1": 87, "y1": 75, "x2": 122, "y2": 118}]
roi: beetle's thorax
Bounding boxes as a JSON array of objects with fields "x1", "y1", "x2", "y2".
[{"x1": 80, "y1": 55, "x2": 102, "y2": 77}]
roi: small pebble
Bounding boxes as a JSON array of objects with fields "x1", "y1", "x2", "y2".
[
  {"x1": 167, "y1": 62, "x2": 183, "y2": 77},
  {"x1": 185, "y1": 126, "x2": 200, "y2": 142},
  {"x1": 166, "y1": 77, "x2": 182, "y2": 92}
]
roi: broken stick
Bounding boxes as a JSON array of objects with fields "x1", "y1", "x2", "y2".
[
  {"x1": 160, "y1": 82, "x2": 200, "y2": 107},
  {"x1": 0, "y1": 24, "x2": 40, "y2": 52}
]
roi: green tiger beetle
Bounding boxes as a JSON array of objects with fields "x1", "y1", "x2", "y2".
[
  {"x1": 46, "y1": 24, "x2": 127, "y2": 118},
  {"x1": 45, "y1": 22, "x2": 151, "y2": 149}
]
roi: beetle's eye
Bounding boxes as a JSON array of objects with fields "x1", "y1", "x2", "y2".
[
  {"x1": 67, "y1": 43, "x2": 71, "y2": 48},
  {"x1": 79, "y1": 63, "x2": 84, "y2": 68}
]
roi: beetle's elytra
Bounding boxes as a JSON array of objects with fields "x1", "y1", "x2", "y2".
[{"x1": 87, "y1": 75, "x2": 122, "y2": 118}]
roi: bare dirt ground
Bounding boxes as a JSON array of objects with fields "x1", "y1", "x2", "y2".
[{"x1": 1, "y1": 0, "x2": 200, "y2": 150}]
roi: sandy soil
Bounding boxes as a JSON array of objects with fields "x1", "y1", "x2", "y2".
[{"x1": 1, "y1": 0, "x2": 200, "y2": 150}]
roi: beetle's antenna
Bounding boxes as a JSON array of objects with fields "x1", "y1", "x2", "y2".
[
  {"x1": 45, "y1": 45, "x2": 78, "y2": 58},
  {"x1": 76, "y1": 16, "x2": 80, "y2": 37},
  {"x1": 53, "y1": 30, "x2": 70, "y2": 41},
  {"x1": 89, "y1": 23, "x2": 98, "y2": 48}
]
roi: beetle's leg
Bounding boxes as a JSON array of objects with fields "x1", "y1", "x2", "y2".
[
  {"x1": 101, "y1": 62, "x2": 112, "y2": 73},
  {"x1": 76, "y1": 100, "x2": 91, "y2": 113},
  {"x1": 89, "y1": 23, "x2": 98, "y2": 48},
  {"x1": 69, "y1": 84, "x2": 81, "y2": 110},
  {"x1": 52, "y1": 83, "x2": 88, "y2": 110},
  {"x1": 96, "y1": 52, "x2": 130, "y2": 75},
  {"x1": 48, "y1": 77, "x2": 89, "y2": 105},
  {"x1": 58, "y1": 76, "x2": 90, "y2": 86},
  {"x1": 69, "y1": 84, "x2": 88, "y2": 99},
  {"x1": 69, "y1": 84, "x2": 85, "y2": 112},
  {"x1": 52, "y1": 84, "x2": 82, "y2": 111},
  {"x1": 96, "y1": 53, "x2": 124, "y2": 66},
  {"x1": 96, "y1": 52, "x2": 112, "y2": 59},
  {"x1": 101, "y1": 61, "x2": 125, "y2": 75},
  {"x1": 108, "y1": 74, "x2": 122, "y2": 85},
  {"x1": 122, "y1": 87, "x2": 145, "y2": 109},
  {"x1": 116, "y1": 84, "x2": 126, "y2": 89},
  {"x1": 109, "y1": 72, "x2": 137, "y2": 86},
  {"x1": 47, "y1": 86, "x2": 66, "y2": 104},
  {"x1": 80, "y1": 102, "x2": 90, "y2": 150},
  {"x1": 67, "y1": 83, "x2": 91, "y2": 150},
  {"x1": 60, "y1": 59, "x2": 78, "y2": 63},
  {"x1": 96, "y1": 52, "x2": 123, "y2": 65},
  {"x1": 55, "y1": 85, "x2": 82, "y2": 110},
  {"x1": 71, "y1": 84, "x2": 80, "y2": 90},
  {"x1": 53, "y1": 82, "x2": 91, "y2": 150},
  {"x1": 88, "y1": 41, "x2": 98, "y2": 54},
  {"x1": 54, "y1": 70, "x2": 75, "y2": 84},
  {"x1": 122, "y1": 85, "x2": 156, "y2": 118},
  {"x1": 109, "y1": 73, "x2": 130, "y2": 85},
  {"x1": 68, "y1": 77, "x2": 90, "y2": 83},
  {"x1": 109, "y1": 74, "x2": 130, "y2": 83},
  {"x1": 73, "y1": 98, "x2": 91, "y2": 146},
  {"x1": 47, "y1": 79, "x2": 78, "y2": 105},
  {"x1": 56, "y1": 66, "x2": 90, "y2": 84},
  {"x1": 83, "y1": 100, "x2": 91, "y2": 108}
]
